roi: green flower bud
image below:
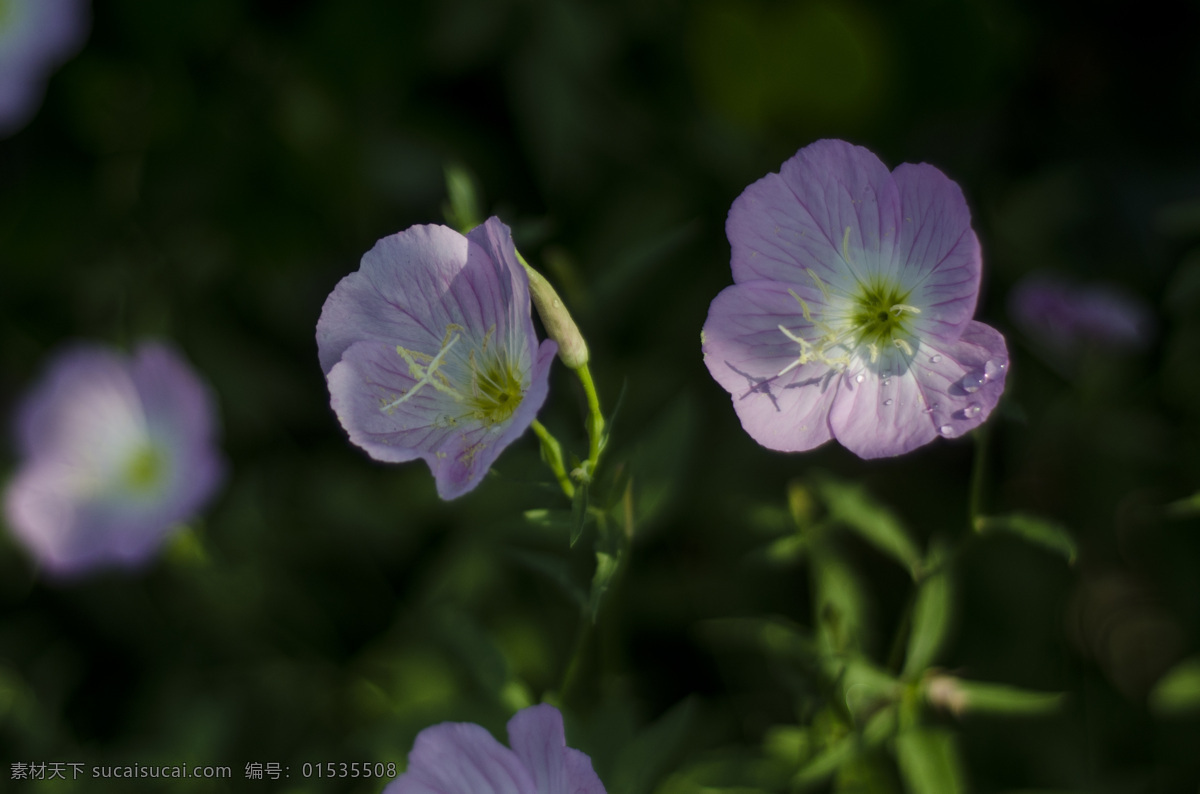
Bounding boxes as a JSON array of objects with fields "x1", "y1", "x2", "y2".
[{"x1": 520, "y1": 258, "x2": 589, "y2": 369}]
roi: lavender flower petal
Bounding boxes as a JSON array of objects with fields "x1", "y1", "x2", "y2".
[
  {"x1": 317, "y1": 217, "x2": 555, "y2": 499},
  {"x1": 702, "y1": 281, "x2": 837, "y2": 452},
  {"x1": 890, "y1": 162, "x2": 982, "y2": 339},
  {"x1": 384, "y1": 705, "x2": 606, "y2": 794},
  {"x1": 384, "y1": 722, "x2": 535, "y2": 794}
]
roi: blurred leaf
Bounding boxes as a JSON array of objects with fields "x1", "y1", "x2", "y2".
[
  {"x1": 792, "y1": 731, "x2": 858, "y2": 791},
  {"x1": 698, "y1": 616, "x2": 819, "y2": 665},
  {"x1": 611, "y1": 697, "x2": 698, "y2": 794},
  {"x1": 1164, "y1": 490, "x2": 1200, "y2": 519},
  {"x1": 903, "y1": 545, "x2": 953, "y2": 678},
  {"x1": 838, "y1": 659, "x2": 902, "y2": 717},
  {"x1": 630, "y1": 395, "x2": 694, "y2": 533},
  {"x1": 926, "y1": 676, "x2": 1064, "y2": 717},
  {"x1": 1149, "y1": 656, "x2": 1200, "y2": 716},
  {"x1": 893, "y1": 729, "x2": 966, "y2": 794},
  {"x1": 505, "y1": 548, "x2": 588, "y2": 609},
  {"x1": 571, "y1": 482, "x2": 590, "y2": 547},
  {"x1": 975, "y1": 513, "x2": 1078, "y2": 564},
  {"x1": 443, "y1": 162, "x2": 483, "y2": 233},
  {"x1": 524, "y1": 508, "x2": 575, "y2": 531},
  {"x1": 589, "y1": 550, "x2": 621, "y2": 622},
  {"x1": 815, "y1": 475, "x2": 921, "y2": 578},
  {"x1": 813, "y1": 547, "x2": 870, "y2": 656}
]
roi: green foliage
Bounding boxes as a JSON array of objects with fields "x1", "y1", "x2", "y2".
[
  {"x1": 903, "y1": 544, "x2": 954, "y2": 679},
  {"x1": 975, "y1": 513, "x2": 1078, "y2": 565},
  {"x1": 814, "y1": 475, "x2": 922, "y2": 578},
  {"x1": 1149, "y1": 656, "x2": 1200, "y2": 716},
  {"x1": 893, "y1": 729, "x2": 967, "y2": 794}
]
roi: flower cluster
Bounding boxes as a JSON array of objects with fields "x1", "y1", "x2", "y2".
[
  {"x1": 384, "y1": 704, "x2": 605, "y2": 794},
  {"x1": 317, "y1": 216, "x2": 556, "y2": 499},
  {"x1": 702, "y1": 139, "x2": 1009, "y2": 458},
  {"x1": 4, "y1": 343, "x2": 224, "y2": 576}
]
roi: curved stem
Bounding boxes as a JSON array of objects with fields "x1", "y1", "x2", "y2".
[
  {"x1": 573, "y1": 362, "x2": 604, "y2": 481},
  {"x1": 530, "y1": 419, "x2": 575, "y2": 500}
]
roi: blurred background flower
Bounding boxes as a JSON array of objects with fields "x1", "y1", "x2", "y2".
[
  {"x1": 1008, "y1": 272, "x2": 1154, "y2": 355},
  {"x1": 0, "y1": 0, "x2": 89, "y2": 136},
  {"x1": 3, "y1": 342, "x2": 224, "y2": 576}
]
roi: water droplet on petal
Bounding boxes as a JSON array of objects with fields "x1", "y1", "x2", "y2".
[
  {"x1": 938, "y1": 424, "x2": 954, "y2": 435},
  {"x1": 855, "y1": 373, "x2": 865, "y2": 383},
  {"x1": 883, "y1": 398, "x2": 893, "y2": 406},
  {"x1": 960, "y1": 372, "x2": 985, "y2": 393},
  {"x1": 922, "y1": 402, "x2": 939, "y2": 414},
  {"x1": 883, "y1": 377, "x2": 892, "y2": 387},
  {"x1": 963, "y1": 403, "x2": 981, "y2": 418},
  {"x1": 983, "y1": 359, "x2": 1003, "y2": 380},
  {"x1": 930, "y1": 354, "x2": 943, "y2": 363}
]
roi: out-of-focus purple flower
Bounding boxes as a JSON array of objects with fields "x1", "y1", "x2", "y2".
[
  {"x1": 1008, "y1": 274, "x2": 1154, "y2": 354},
  {"x1": 3, "y1": 342, "x2": 224, "y2": 577},
  {"x1": 316, "y1": 216, "x2": 556, "y2": 500},
  {"x1": 384, "y1": 704, "x2": 606, "y2": 794},
  {"x1": 0, "y1": 0, "x2": 90, "y2": 137},
  {"x1": 702, "y1": 139, "x2": 1009, "y2": 458}
]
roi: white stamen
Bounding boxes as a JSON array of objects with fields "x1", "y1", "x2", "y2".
[{"x1": 382, "y1": 334, "x2": 461, "y2": 412}]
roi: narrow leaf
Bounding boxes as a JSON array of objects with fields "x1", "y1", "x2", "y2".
[
  {"x1": 976, "y1": 513, "x2": 1077, "y2": 564},
  {"x1": 893, "y1": 728, "x2": 966, "y2": 794},
  {"x1": 903, "y1": 545, "x2": 953, "y2": 678},
  {"x1": 926, "y1": 676, "x2": 1064, "y2": 717},
  {"x1": 815, "y1": 476, "x2": 921, "y2": 577},
  {"x1": 588, "y1": 550, "x2": 621, "y2": 622}
]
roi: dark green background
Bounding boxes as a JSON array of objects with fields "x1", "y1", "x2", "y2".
[{"x1": 3, "y1": 0, "x2": 1200, "y2": 791}]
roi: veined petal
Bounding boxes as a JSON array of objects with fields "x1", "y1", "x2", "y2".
[
  {"x1": 703, "y1": 282, "x2": 838, "y2": 452},
  {"x1": 385, "y1": 722, "x2": 536, "y2": 794},
  {"x1": 829, "y1": 365, "x2": 938, "y2": 459},
  {"x1": 889, "y1": 162, "x2": 981, "y2": 338},
  {"x1": 507, "y1": 704, "x2": 568, "y2": 794},
  {"x1": 318, "y1": 221, "x2": 525, "y2": 376},
  {"x1": 909, "y1": 321, "x2": 1009, "y2": 439},
  {"x1": 318, "y1": 217, "x2": 553, "y2": 500},
  {"x1": 728, "y1": 139, "x2": 902, "y2": 294}
]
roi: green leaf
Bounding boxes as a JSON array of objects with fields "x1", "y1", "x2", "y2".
[
  {"x1": 442, "y1": 163, "x2": 483, "y2": 233},
  {"x1": 1149, "y1": 656, "x2": 1200, "y2": 716},
  {"x1": 903, "y1": 545, "x2": 953, "y2": 678},
  {"x1": 975, "y1": 513, "x2": 1077, "y2": 564},
  {"x1": 815, "y1": 476, "x2": 921, "y2": 578},
  {"x1": 926, "y1": 676, "x2": 1064, "y2": 717},
  {"x1": 629, "y1": 395, "x2": 694, "y2": 533},
  {"x1": 570, "y1": 482, "x2": 590, "y2": 547},
  {"x1": 610, "y1": 697, "x2": 698, "y2": 794},
  {"x1": 792, "y1": 732, "x2": 858, "y2": 791},
  {"x1": 588, "y1": 550, "x2": 621, "y2": 622},
  {"x1": 893, "y1": 728, "x2": 966, "y2": 794},
  {"x1": 813, "y1": 547, "x2": 870, "y2": 656}
]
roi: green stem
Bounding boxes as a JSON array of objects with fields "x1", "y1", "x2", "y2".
[
  {"x1": 573, "y1": 362, "x2": 604, "y2": 481},
  {"x1": 530, "y1": 419, "x2": 575, "y2": 500}
]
